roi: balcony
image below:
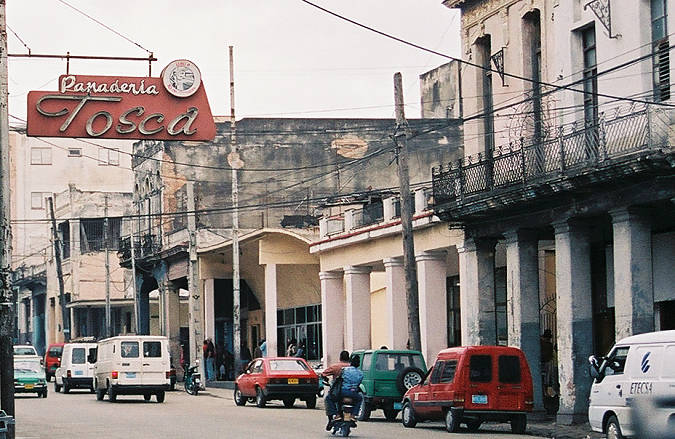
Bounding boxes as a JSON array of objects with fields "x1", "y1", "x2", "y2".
[
  {"x1": 118, "y1": 233, "x2": 162, "y2": 264},
  {"x1": 432, "y1": 104, "x2": 674, "y2": 222}
]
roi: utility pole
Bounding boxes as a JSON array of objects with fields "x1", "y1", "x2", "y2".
[
  {"x1": 393, "y1": 72, "x2": 421, "y2": 352},
  {"x1": 0, "y1": 2, "x2": 16, "y2": 435},
  {"x1": 104, "y1": 195, "x2": 111, "y2": 338},
  {"x1": 186, "y1": 182, "x2": 205, "y2": 385},
  {"x1": 229, "y1": 45, "x2": 241, "y2": 374},
  {"x1": 48, "y1": 197, "x2": 69, "y2": 343},
  {"x1": 130, "y1": 212, "x2": 139, "y2": 334}
]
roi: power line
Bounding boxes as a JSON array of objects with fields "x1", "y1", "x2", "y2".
[
  {"x1": 298, "y1": 0, "x2": 675, "y2": 109},
  {"x1": 7, "y1": 24, "x2": 30, "y2": 53},
  {"x1": 56, "y1": 0, "x2": 153, "y2": 55}
]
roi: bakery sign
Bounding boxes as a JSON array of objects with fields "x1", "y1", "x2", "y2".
[{"x1": 27, "y1": 60, "x2": 216, "y2": 141}]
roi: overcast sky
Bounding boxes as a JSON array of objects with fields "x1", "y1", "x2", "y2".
[{"x1": 7, "y1": 0, "x2": 460, "y2": 125}]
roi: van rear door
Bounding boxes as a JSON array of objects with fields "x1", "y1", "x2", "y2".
[
  {"x1": 70, "y1": 346, "x2": 88, "y2": 378},
  {"x1": 495, "y1": 354, "x2": 527, "y2": 411},
  {"x1": 141, "y1": 340, "x2": 168, "y2": 386},
  {"x1": 118, "y1": 340, "x2": 142, "y2": 385},
  {"x1": 465, "y1": 354, "x2": 496, "y2": 410}
]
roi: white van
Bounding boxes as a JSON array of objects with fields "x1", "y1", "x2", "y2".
[
  {"x1": 54, "y1": 342, "x2": 97, "y2": 393},
  {"x1": 92, "y1": 335, "x2": 171, "y2": 403},
  {"x1": 588, "y1": 330, "x2": 675, "y2": 438}
]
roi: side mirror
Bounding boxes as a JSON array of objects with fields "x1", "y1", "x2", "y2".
[{"x1": 588, "y1": 355, "x2": 600, "y2": 379}]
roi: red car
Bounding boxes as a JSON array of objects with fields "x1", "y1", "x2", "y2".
[
  {"x1": 401, "y1": 346, "x2": 534, "y2": 434},
  {"x1": 44, "y1": 343, "x2": 64, "y2": 382},
  {"x1": 234, "y1": 357, "x2": 318, "y2": 409}
]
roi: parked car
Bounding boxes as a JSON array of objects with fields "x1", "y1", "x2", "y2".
[
  {"x1": 55, "y1": 342, "x2": 97, "y2": 393},
  {"x1": 14, "y1": 344, "x2": 39, "y2": 358},
  {"x1": 401, "y1": 346, "x2": 533, "y2": 434},
  {"x1": 588, "y1": 330, "x2": 675, "y2": 439},
  {"x1": 234, "y1": 357, "x2": 319, "y2": 408},
  {"x1": 44, "y1": 343, "x2": 64, "y2": 382},
  {"x1": 14, "y1": 357, "x2": 48, "y2": 398},
  {"x1": 350, "y1": 349, "x2": 427, "y2": 421},
  {"x1": 92, "y1": 335, "x2": 171, "y2": 403}
]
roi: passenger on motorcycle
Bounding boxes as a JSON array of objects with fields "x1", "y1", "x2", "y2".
[
  {"x1": 322, "y1": 351, "x2": 350, "y2": 430},
  {"x1": 326, "y1": 355, "x2": 363, "y2": 429}
]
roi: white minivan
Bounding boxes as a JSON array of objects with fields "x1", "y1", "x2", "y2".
[
  {"x1": 92, "y1": 335, "x2": 171, "y2": 403},
  {"x1": 54, "y1": 342, "x2": 97, "y2": 393},
  {"x1": 588, "y1": 330, "x2": 675, "y2": 439}
]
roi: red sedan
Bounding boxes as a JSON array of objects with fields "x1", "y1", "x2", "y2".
[{"x1": 234, "y1": 357, "x2": 318, "y2": 408}]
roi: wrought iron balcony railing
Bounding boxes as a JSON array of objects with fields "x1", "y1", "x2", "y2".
[
  {"x1": 118, "y1": 233, "x2": 162, "y2": 262},
  {"x1": 432, "y1": 103, "x2": 673, "y2": 219}
]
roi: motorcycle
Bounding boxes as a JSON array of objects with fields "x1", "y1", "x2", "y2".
[
  {"x1": 330, "y1": 395, "x2": 357, "y2": 437},
  {"x1": 184, "y1": 361, "x2": 201, "y2": 396}
]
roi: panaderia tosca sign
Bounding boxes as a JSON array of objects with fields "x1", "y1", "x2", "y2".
[{"x1": 27, "y1": 60, "x2": 216, "y2": 141}]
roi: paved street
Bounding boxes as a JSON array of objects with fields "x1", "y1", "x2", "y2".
[{"x1": 14, "y1": 386, "x2": 545, "y2": 439}]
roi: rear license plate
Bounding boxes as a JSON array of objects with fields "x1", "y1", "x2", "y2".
[
  {"x1": 75, "y1": 370, "x2": 84, "y2": 375},
  {"x1": 25, "y1": 384, "x2": 34, "y2": 390},
  {"x1": 393, "y1": 402, "x2": 402, "y2": 410},
  {"x1": 472, "y1": 394, "x2": 488, "y2": 404},
  {"x1": 125, "y1": 372, "x2": 136, "y2": 378},
  {"x1": 287, "y1": 378, "x2": 299, "y2": 384}
]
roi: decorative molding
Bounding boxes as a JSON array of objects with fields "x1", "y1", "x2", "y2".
[{"x1": 584, "y1": 0, "x2": 619, "y2": 39}]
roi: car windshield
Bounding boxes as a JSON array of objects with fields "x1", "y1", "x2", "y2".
[
  {"x1": 374, "y1": 353, "x2": 424, "y2": 372},
  {"x1": 14, "y1": 361, "x2": 42, "y2": 374},
  {"x1": 14, "y1": 347, "x2": 37, "y2": 355},
  {"x1": 268, "y1": 359, "x2": 309, "y2": 371}
]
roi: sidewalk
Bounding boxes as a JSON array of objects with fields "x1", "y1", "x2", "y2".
[{"x1": 205, "y1": 380, "x2": 236, "y2": 390}]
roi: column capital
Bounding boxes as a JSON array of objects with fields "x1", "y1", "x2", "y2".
[
  {"x1": 503, "y1": 229, "x2": 539, "y2": 245},
  {"x1": 609, "y1": 207, "x2": 652, "y2": 225},
  {"x1": 319, "y1": 270, "x2": 343, "y2": 281},
  {"x1": 457, "y1": 237, "x2": 498, "y2": 254},
  {"x1": 382, "y1": 257, "x2": 403, "y2": 268},
  {"x1": 552, "y1": 218, "x2": 589, "y2": 235},
  {"x1": 344, "y1": 265, "x2": 372, "y2": 275},
  {"x1": 415, "y1": 251, "x2": 446, "y2": 262}
]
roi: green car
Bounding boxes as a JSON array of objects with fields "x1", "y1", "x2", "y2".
[
  {"x1": 351, "y1": 349, "x2": 426, "y2": 421},
  {"x1": 14, "y1": 358, "x2": 48, "y2": 398}
]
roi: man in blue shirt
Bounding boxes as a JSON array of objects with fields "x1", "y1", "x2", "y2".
[{"x1": 326, "y1": 355, "x2": 363, "y2": 428}]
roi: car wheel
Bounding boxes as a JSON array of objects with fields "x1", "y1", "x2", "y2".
[
  {"x1": 305, "y1": 395, "x2": 317, "y2": 409},
  {"x1": 283, "y1": 397, "x2": 295, "y2": 408},
  {"x1": 42, "y1": 388, "x2": 48, "y2": 398},
  {"x1": 107, "y1": 382, "x2": 117, "y2": 402},
  {"x1": 356, "y1": 400, "x2": 371, "y2": 421},
  {"x1": 156, "y1": 391, "x2": 165, "y2": 403},
  {"x1": 606, "y1": 415, "x2": 624, "y2": 439},
  {"x1": 255, "y1": 387, "x2": 266, "y2": 408},
  {"x1": 234, "y1": 386, "x2": 246, "y2": 406},
  {"x1": 54, "y1": 382, "x2": 61, "y2": 393},
  {"x1": 144, "y1": 394, "x2": 152, "y2": 402},
  {"x1": 396, "y1": 367, "x2": 425, "y2": 394},
  {"x1": 445, "y1": 409, "x2": 460, "y2": 433},
  {"x1": 466, "y1": 419, "x2": 482, "y2": 432},
  {"x1": 384, "y1": 408, "x2": 400, "y2": 422},
  {"x1": 402, "y1": 401, "x2": 417, "y2": 428},
  {"x1": 511, "y1": 414, "x2": 527, "y2": 434}
]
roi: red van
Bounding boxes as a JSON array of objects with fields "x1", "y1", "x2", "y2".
[
  {"x1": 401, "y1": 346, "x2": 533, "y2": 434},
  {"x1": 44, "y1": 343, "x2": 64, "y2": 382}
]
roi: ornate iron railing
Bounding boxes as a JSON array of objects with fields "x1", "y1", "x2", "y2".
[
  {"x1": 118, "y1": 234, "x2": 161, "y2": 262},
  {"x1": 433, "y1": 104, "x2": 672, "y2": 209}
]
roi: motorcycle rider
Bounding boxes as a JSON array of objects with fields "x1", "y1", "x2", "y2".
[
  {"x1": 322, "y1": 351, "x2": 350, "y2": 430},
  {"x1": 326, "y1": 355, "x2": 363, "y2": 430}
]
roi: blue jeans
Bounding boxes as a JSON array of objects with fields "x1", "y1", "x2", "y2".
[
  {"x1": 326, "y1": 389, "x2": 363, "y2": 418},
  {"x1": 205, "y1": 357, "x2": 215, "y2": 380}
]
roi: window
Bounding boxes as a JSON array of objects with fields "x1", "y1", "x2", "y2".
[
  {"x1": 31, "y1": 192, "x2": 50, "y2": 209},
  {"x1": 98, "y1": 147, "x2": 120, "y2": 166},
  {"x1": 31, "y1": 147, "x2": 52, "y2": 165},
  {"x1": 652, "y1": 0, "x2": 670, "y2": 101},
  {"x1": 268, "y1": 359, "x2": 309, "y2": 371},
  {"x1": 469, "y1": 355, "x2": 492, "y2": 382},
  {"x1": 601, "y1": 346, "x2": 630, "y2": 376},
  {"x1": 362, "y1": 353, "x2": 373, "y2": 372},
  {"x1": 373, "y1": 353, "x2": 425, "y2": 372},
  {"x1": 68, "y1": 148, "x2": 82, "y2": 157},
  {"x1": 71, "y1": 348, "x2": 86, "y2": 364},
  {"x1": 498, "y1": 355, "x2": 522, "y2": 383},
  {"x1": 447, "y1": 276, "x2": 461, "y2": 347},
  {"x1": 276, "y1": 304, "x2": 322, "y2": 360},
  {"x1": 88, "y1": 347, "x2": 97, "y2": 363},
  {"x1": 581, "y1": 25, "x2": 599, "y2": 127},
  {"x1": 439, "y1": 360, "x2": 458, "y2": 383},
  {"x1": 80, "y1": 217, "x2": 121, "y2": 253},
  {"x1": 495, "y1": 267, "x2": 508, "y2": 345},
  {"x1": 48, "y1": 346, "x2": 63, "y2": 357},
  {"x1": 476, "y1": 36, "x2": 495, "y2": 156},
  {"x1": 121, "y1": 341, "x2": 139, "y2": 358},
  {"x1": 143, "y1": 341, "x2": 162, "y2": 358}
]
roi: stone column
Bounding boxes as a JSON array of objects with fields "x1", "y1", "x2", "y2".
[
  {"x1": 417, "y1": 251, "x2": 448, "y2": 364},
  {"x1": 165, "y1": 282, "x2": 182, "y2": 379},
  {"x1": 344, "y1": 266, "x2": 371, "y2": 352},
  {"x1": 610, "y1": 208, "x2": 654, "y2": 341},
  {"x1": 203, "y1": 278, "x2": 215, "y2": 341},
  {"x1": 320, "y1": 271, "x2": 344, "y2": 366},
  {"x1": 383, "y1": 258, "x2": 407, "y2": 350},
  {"x1": 553, "y1": 220, "x2": 593, "y2": 425},
  {"x1": 458, "y1": 238, "x2": 497, "y2": 345},
  {"x1": 505, "y1": 229, "x2": 543, "y2": 411},
  {"x1": 264, "y1": 264, "x2": 278, "y2": 358}
]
